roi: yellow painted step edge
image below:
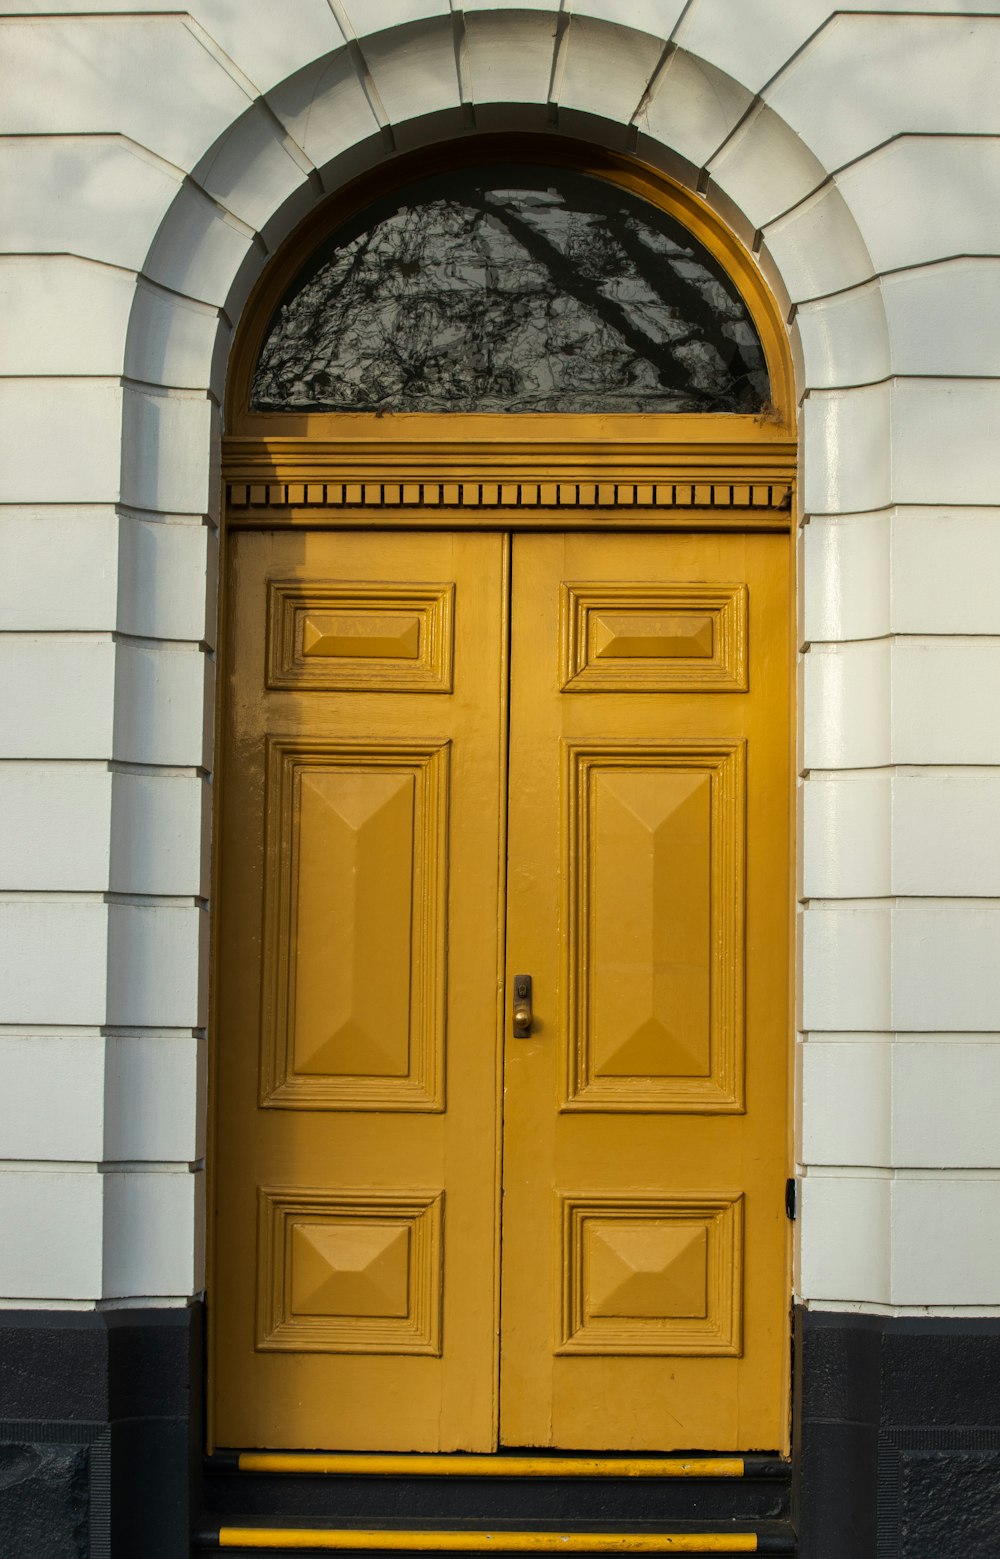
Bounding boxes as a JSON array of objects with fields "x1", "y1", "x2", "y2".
[
  {"x1": 238, "y1": 1455, "x2": 746, "y2": 1480},
  {"x1": 218, "y1": 1533, "x2": 757, "y2": 1553}
]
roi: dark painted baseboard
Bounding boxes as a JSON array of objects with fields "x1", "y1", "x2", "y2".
[
  {"x1": 794, "y1": 1308, "x2": 1000, "y2": 1559},
  {"x1": 0, "y1": 1305, "x2": 202, "y2": 1559}
]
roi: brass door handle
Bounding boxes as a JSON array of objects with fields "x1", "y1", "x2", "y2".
[{"x1": 512, "y1": 974, "x2": 533, "y2": 1037}]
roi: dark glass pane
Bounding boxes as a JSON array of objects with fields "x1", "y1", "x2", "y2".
[{"x1": 251, "y1": 166, "x2": 770, "y2": 414}]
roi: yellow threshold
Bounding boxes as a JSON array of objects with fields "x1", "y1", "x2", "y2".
[
  {"x1": 238, "y1": 1454, "x2": 746, "y2": 1480},
  {"x1": 219, "y1": 1532, "x2": 757, "y2": 1553}
]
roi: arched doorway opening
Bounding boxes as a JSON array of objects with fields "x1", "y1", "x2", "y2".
[{"x1": 210, "y1": 136, "x2": 796, "y2": 1457}]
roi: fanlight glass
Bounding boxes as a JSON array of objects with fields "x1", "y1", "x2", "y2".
[{"x1": 251, "y1": 165, "x2": 770, "y2": 415}]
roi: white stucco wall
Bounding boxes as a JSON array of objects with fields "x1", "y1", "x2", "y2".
[{"x1": 1, "y1": 0, "x2": 999, "y2": 1318}]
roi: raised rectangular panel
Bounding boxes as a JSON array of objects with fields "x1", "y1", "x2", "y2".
[
  {"x1": 559, "y1": 1193, "x2": 743, "y2": 1356},
  {"x1": 892, "y1": 905, "x2": 1000, "y2": 1032},
  {"x1": 795, "y1": 284, "x2": 891, "y2": 392},
  {"x1": 800, "y1": 905, "x2": 892, "y2": 1032},
  {"x1": 0, "y1": 508, "x2": 119, "y2": 632},
  {"x1": 762, "y1": 185, "x2": 874, "y2": 306},
  {"x1": 891, "y1": 1177, "x2": 1000, "y2": 1307},
  {"x1": 0, "y1": 135, "x2": 181, "y2": 271},
  {"x1": 124, "y1": 281, "x2": 222, "y2": 393},
  {"x1": 0, "y1": 765, "x2": 112, "y2": 891},
  {"x1": 102, "y1": 1168, "x2": 200, "y2": 1298},
  {"x1": 803, "y1": 641, "x2": 891, "y2": 771},
  {"x1": 884, "y1": 260, "x2": 1000, "y2": 379},
  {"x1": 801, "y1": 385, "x2": 891, "y2": 516},
  {"x1": 838, "y1": 137, "x2": 1000, "y2": 274},
  {"x1": 256, "y1": 1188, "x2": 443, "y2": 1354},
  {"x1": 110, "y1": 772, "x2": 207, "y2": 897},
  {"x1": 0, "y1": 636, "x2": 116, "y2": 760},
  {"x1": 0, "y1": 1035, "x2": 106, "y2": 1161},
  {"x1": 891, "y1": 509, "x2": 1000, "y2": 636},
  {"x1": 267, "y1": 581, "x2": 454, "y2": 693},
  {"x1": 266, "y1": 51, "x2": 379, "y2": 172},
  {"x1": 892, "y1": 1041, "x2": 1000, "y2": 1170},
  {"x1": 0, "y1": 256, "x2": 135, "y2": 377},
  {"x1": 800, "y1": 1038, "x2": 892, "y2": 1167},
  {"x1": 560, "y1": 582, "x2": 747, "y2": 693},
  {"x1": 106, "y1": 902, "x2": 207, "y2": 1029},
  {"x1": 558, "y1": 16, "x2": 665, "y2": 127},
  {"x1": 802, "y1": 513, "x2": 890, "y2": 643},
  {"x1": 707, "y1": 104, "x2": 828, "y2": 231},
  {"x1": 564, "y1": 741, "x2": 745, "y2": 1112},
  {"x1": 261, "y1": 741, "x2": 448, "y2": 1111},
  {"x1": 113, "y1": 643, "x2": 211, "y2": 767},
  {"x1": 639, "y1": 51, "x2": 752, "y2": 171},
  {"x1": 892, "y1": 772, "x2": 1000, "y2": 898},
  {"x1": 117, "y1": 516, "x2": 211, "y2": 643},
  {"x1": 104, "y1": 1034, "x2": 201, "y2": 1162},
  {"x1": 801, "y1": 772, "x2": 891, "y2": 900},
  {"x1": 0, "y1": 380, "x2": 123, "y2": 505},
  {"x1": 798, "y1": 1173, "x2": 892, "y2": 1306},
  {"x1": 0, "y1": 1170, "x2": 104, "y2": 1301},
  {"x1": 120, "y1": 387, "x2": 216, "y2": 516},
  {"x1": 892, "y1": 639, "x2": 1000, "y2": 765},
  {"x1": 143, "y1": 181, "x2": 256, "y2": 308},
  {"x1": 891, "y1": 380, "x2": 1000, "y2": 508},
  {"x1": 193, "y1": 102, "x2": 312, "y2": 232}
]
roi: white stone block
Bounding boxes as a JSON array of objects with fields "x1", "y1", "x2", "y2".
[
  {"x1": 0, "y1": 508, "x2": 119, "y2": 632},
  {"x1": 801, "y1": 904, "x2": 892, "y2": 1031},
  {"x1": 0, "y1": 15, "x2": 251, "y2": 171},
  {"x1": 0, "y1": 636, "x2": 116, "y2": 760},
  {"x1": 765, "y1": 15, "x2": 1000, "y2": 173},
  {"x1": 124, "y1": 281, "x2": 223, "y2": 393},
  {"x1": 803, "y1": 641, "x2": 891, "y2": 770},
  {"x1": 801, "y1": 1039, "x2": 892, "y2": 1168},
  {"x1": 0, "y1": 134, "x2": 181, "y2": 271},
  {"x1": 893, "y1": 772, "x2": 1000, "y2": 898},
  {"x1": 117, "y1": 516, "x2": 211, "y2": 643},
  {"x1": 106, "y1": 902, "x2": 207, "y2": 1029},
  {"x1": 675, "y1": 0, "x2": 835, "y2": 96},
  {"x1": 891, "y1": 509, "x2": 1000, "y2": 635},
  {"x1": 798, "y1": 1172, "x2": 891, "y2": 1305},
  {"x1": 801, "y1": 384, "x2": 891, "y2": 515},
  {"x1": 762, "y1": 184, "x2": 874, "y2": 306},
  {"x1": 638, "y1": 49, "x2": 752, "y2": 171},
  {"x1": 120, "y1": 388, "x2": 216, "y2": 517},
  {"x1": 838, "y1": 137, "x2": 1000, "y2": 274},
  {"x1": 802, "y1": 512, "x2": 890, "y2": 643},
  {"x1": 0, "y1": 380, "x2": 123, "y2": 505},
  {"x1": 708, "y1": 103, "x2": 827, "y2": 232},
  {"x1": 464, "y1": 10, "x2": 557, "y2": 111},
  {"x1": 188, "y1": 0, "x2": 342, "y2": 95},
  {"x1": 0, "y1": 256, "x2": 135, "y2": 378},
  {"x1": 194, "y1": 102, "x2": 313, "y2": 232},
  {"x1": 348, "y1": 0, "x2": 446, "y2": 26},
  {"x1": 0, "y1": 1170, "x2": 104, "y2": 1301},
  {"x1": 0, "y1": 765, "x2": 112, "y2": 891},
  {"x1": 570, "y1": 0, "x2": 683, "y2": 35},
  {"x1": 892, "y1": 1177, "x2": 1000, "y2": 1306},
  {"x1": 0, "y1": 1034, "x2": 106, "y2": 1162},
  {"x1": 892, "y1": 1041, "x2": 1000, "y2": 1170},
  {"x1": 892, "y1": 639, "x2": 1000, "y2": 766},
  {"x1": 795, "y1": 283, "x2": 891, "y2": 391},
  {"x1": 885, "y1": 258, "x2": 1000, "y2": 378},
  {"x1": 893, "y1": 905, "x2": 1000, "y2": 1032},
  {"x1": 801, "y1": 773, "x2": 892, "y2": 900},
  {"x1": 113, "y1": 642, "x2": 210, "y2": 768},
  {"x1": 891, "y1": 380, "x2": 1000, "y2": 508},
  {"x1": 558, "y1": 16, "x2": 663, "y2": 127},
  {"x1": 110, "y1": 772, "x2": 208, "y2": 898},
  {"x1": 266, "y1": 50, "x2": 379, "y2": 173},
  {"x1": 102, "y1": 1169, "x2": 200, "y2": 1298},
  {"x1": 364, "y1": 14, "x2": 461, "y2": 129},
  {"x1": 0, "y1": 897, "x2": 109, "y2": 1026},
  {"x1": 104, "y1": 1035, "x2": 201, "y2": 1163},
  {"x1": 143, "y1": 181, "x2": 256, "y2": 309}
]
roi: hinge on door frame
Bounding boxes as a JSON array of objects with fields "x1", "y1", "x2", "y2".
[{"x1": 785, "y1": 1177, "x2": 797, "y2": 1221}]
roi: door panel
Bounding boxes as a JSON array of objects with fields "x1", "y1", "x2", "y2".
[
  {"x1": 212, "y1": 530, "x2": 508, "y2": 1451},
  {"x1": 499, "y1": 532, "x2": 790, "y2": 1451}
]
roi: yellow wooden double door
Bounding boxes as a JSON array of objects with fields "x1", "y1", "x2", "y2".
[{"x1": 212, "y1": 528, "x2": 790, "y2": 1454}]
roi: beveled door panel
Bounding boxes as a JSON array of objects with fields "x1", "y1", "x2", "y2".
[
  {"x1": 499, "y1": 532, "x2": 790, "y2": 1451},
  {"x1": 212, "y1": 531, "x2": 507, "y2": 1451}
]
